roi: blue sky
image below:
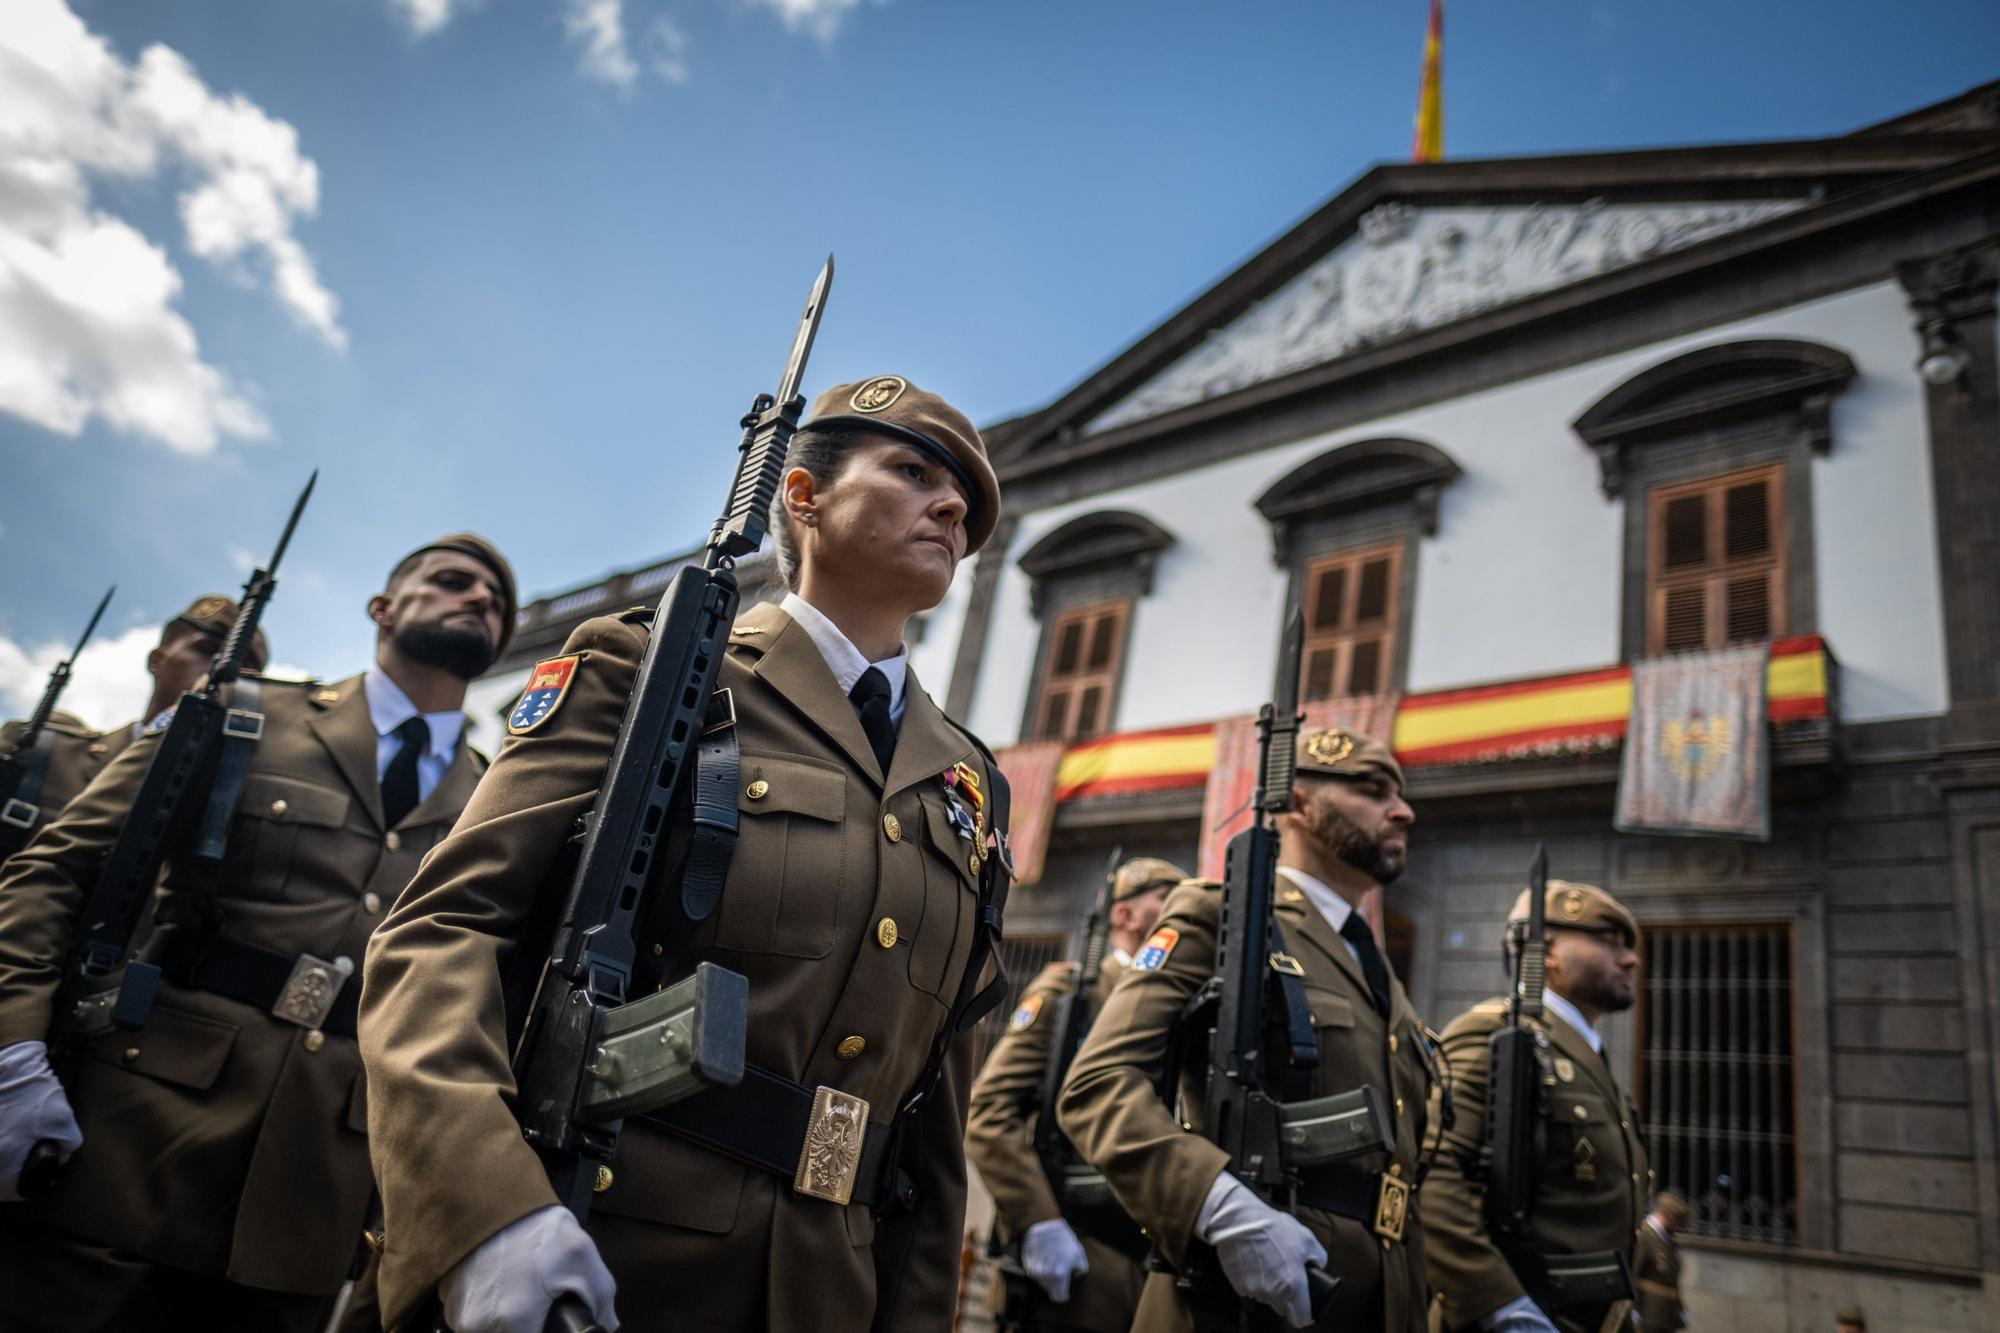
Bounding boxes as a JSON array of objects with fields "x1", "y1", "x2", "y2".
[{"x1": 3, "y1": 0, "x2": 1996, "y2": 725}]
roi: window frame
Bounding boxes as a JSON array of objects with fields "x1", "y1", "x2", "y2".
[
  {"x1": 1025, "y1": 598, "x2": 1131, "y2": 743},
  {"x1": 1645, "y1": 461, "x2": 1788, "y2": 655},
  {"x1": 1299, "y1": 540, "x2": 1405, "y2": 703}
]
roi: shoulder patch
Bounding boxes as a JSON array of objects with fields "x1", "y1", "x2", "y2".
[
  {"x1": 1134, "y1": 926, "x2": 1180, "y2": 972},
  {"x1": 1009, "y1": 993, "x2": 1045, "y2": 1031},
  {"x1": 508, "y1": 655, "x2": 580, "y2": 735}
]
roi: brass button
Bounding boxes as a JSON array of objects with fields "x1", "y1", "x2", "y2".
[
  {"x1": 270, "y1": 798, "x2": 288, "y2": 817},
  {"x1": 1395, "y1": 1096, "x2": 1405, "y2": 1115},
  {"x1": 122, "y1": 1047, "x2": 140, "y2": 1063},
  {"x1": 968, "y1": 851, "x2": 982, "y2": 875},
  {"x1": 746, "y1": 779, "x2": 769, "y2": 800},
  {"x1": 364, "y1": 1229, "x2": 386, "y2": 1256},
  {"x1": 1389, "y1": 1162, "x2": 1403, "y2": 1177},
  {"x1": 1573, "y1": 1105, "x2": 1588, "y2": 1120},
  {"x1": 594, "y1": 1166, "x2": 614, "y2": 1193},
  {"x1": 304, "y1": 1030, "x2": 325, "y2": 1053},
  {"x1": 876, "y1": 918, "x2": 899, "y2": 949},
  {"x1": 882, "y1": 813, "x2": 901, "y2": 842},
  {"x1": 362, "y1": 892, "x2": 383, "y2": 915},
  {"x1": 385, "y1": 831, "x2": 402, "y2": 852},
  {"x1": 1387, "y1": 1034, "x2": 1399, "y2": 1053},
  {"x1": 1620, "y1": 1119, "x2": 1630, "y2": 1130},
  {"x1": 1632, "y1": 1173, "x2": 1641, "y2": 1185},
  {"x1": 836, "y1": 1035, "x2": 866, "y2": 1060}
]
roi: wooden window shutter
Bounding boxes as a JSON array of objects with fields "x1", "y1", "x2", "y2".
[
  {"x1": 1646, "y1": 464, "x2": 1786, "y2": 655},
  {"x1": 1298, "y1": 541, "x2": 1403, "y2": 702},
  {"x1": 1029, "y1": 600, "x2": 1130, "y2": 742}
]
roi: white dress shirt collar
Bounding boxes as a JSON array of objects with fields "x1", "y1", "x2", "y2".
[
  {"x1": 1111, "y1": 946, "x2": 1134, "y2": 968},
  {"x1": 779, "y1": 592, "x2": 909, "y2": 724},
  {"x1": 364, "y1": 669, "x2": 464, "y2": 760},
  {"x1": 1543, "y1": 988, "x2": 1603, "y2": 1053},
  {"x1": 1275, "y1": 865, "x2": 1363, "y2": 967}
]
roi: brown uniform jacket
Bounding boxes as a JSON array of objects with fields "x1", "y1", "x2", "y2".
[
  {"x1": 967, "y1": 953, "x2": 1145, "y2": 1332},
  {"x1": 1057, "y1": 877, "x2": 1433, "y2": 1333},
  {"x1": 1632, "y1": 1222, "x2": 1683, "y2": 1333},
  {"x1": 1419, "y1": 999, "x2": 1651, "y2": 1332},
  {"x1": 0, "y1": 712, "x2": 133, "y2": 848},
  {"x1": 0, "y1": 674, "x2": 484, "y2": 1295},
  {"x1": 359, "y1": 601, "x2": 1002, "y2": 1332}
]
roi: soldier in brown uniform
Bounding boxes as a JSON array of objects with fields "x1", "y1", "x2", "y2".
[
  {"x1": 0, "y1": 534, "x2": 514, "y2": 1331},
  {"x1": 967, "y1": 855, "x2": 1188, "y2": 1331},
  {"x1": 1420, "y1": 881, "x2": 1650, "y2": 1333},
  {"x1": 0, "y1": 597, "x2": 269, "y2": 851},
  {"x1": 1058, "y1": 729, "x2": 1436, "y2": 1332},
  {"x1": 1632, "y1": 1192, "x2": 1688, "y2": 1333},
  {"x1": 359, "y1": 377, "x2": 1009, "y2": 1333}
]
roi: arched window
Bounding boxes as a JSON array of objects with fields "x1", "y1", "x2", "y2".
[{"x1": 1015, "y1": 511, "x2": 1175, "y2": 741}]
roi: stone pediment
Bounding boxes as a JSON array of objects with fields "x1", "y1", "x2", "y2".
[{"x1": 1086, "y1": 198, "x2": 1804, "y2": 434}]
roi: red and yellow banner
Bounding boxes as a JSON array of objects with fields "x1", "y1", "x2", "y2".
[{"x1": 1039, "y1": 637, "x2": 1832, "y2": 806}]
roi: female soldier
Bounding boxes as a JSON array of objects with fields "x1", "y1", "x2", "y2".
[{"x1": 359, "y1": 376, "x2": 1008, "y2": 1333}]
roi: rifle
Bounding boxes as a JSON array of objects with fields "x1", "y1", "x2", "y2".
[
  {"x1": 502, "y1": 261, "x2": 834, "y2": 1331},
  {"x1": 1179, "y1": 609, "x2": 1383, "y2": 1331},
  {"x1": 20, "y1": 478, "x2": 314, "y2": 1196},
  {"x1": 0, "y1": 585, "x2": 114, "y2": 857},
  {"x1": 1483, "y1": 844, "x2": 1548, "y2": 1248},
  {"x1": 1033, "y1": 845, "x2": 1120, "y2": 1193},
  {"x1": 1482, "y1": 848, "x2": 1633, "y2": 1315}
]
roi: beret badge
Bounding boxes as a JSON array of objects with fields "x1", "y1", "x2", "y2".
[
  {"x1": 189, "y1": 595, "x2": 231, "y2": 621},
  {"x1": 850, "y1": 375, "x2": 907, "y2": 413},
  {"x1": 1561, "y1": 889, "x2": 1585, "y2": 920},
  {"x1": 1303, "y1": 729, "x2": 1356, "y2": 767}
]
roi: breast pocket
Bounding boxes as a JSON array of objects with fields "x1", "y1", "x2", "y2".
[
  {"x1": 909, "y1": 797, "x2": 980, "y2": 998},
  {"x1": 228, "y1": 773, "x2": 353, "y2": 902},
  {"x1": 711, "y1": 754, "x2": 848, "y2": 959}
]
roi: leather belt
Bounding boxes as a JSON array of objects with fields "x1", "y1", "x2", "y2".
[
  {"x1": 1293, "y1": 1164, "x2": 1411, "y2": 1242},
  {"x1": 642, "y1": 1063, "x2": 896, "y2": 1210},
  {"x1": 141, "y1": 928, "x2": 358, "y2": 1038}
]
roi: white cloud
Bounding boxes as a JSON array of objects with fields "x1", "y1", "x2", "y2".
[
  {"x1": 736, "y1": 0, "x2": 871, "y2": 40},
  {"x1": 389, "y1": 0, "x2": 482, "y2": 37},
  {"x1": 0, "y1": 623, "x2": 158, "y2": 731},
  {"x1": 563, "y1": 0, "x2": 640, "y2": 89},
  {"x1": 645, "y1": 16, "x2": 690, "y2": 85},
  {"x1": 0, "y1": 622, "x2": 312, "y2": 731},
  {"x1": 0, "y1": 0, "x2": 340, "y2": 452}
]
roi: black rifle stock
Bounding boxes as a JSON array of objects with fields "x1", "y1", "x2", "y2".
[
  {"x1": 0, "y1": 585, "x2": 114, "y2": 856},
  {"x1": 507, "y1": 258, "x2": 832, "y2": 1238},
  {"x1": 1483, "y1": 844, "x2": 1548, "y2": 1247},
  {"x1": 21, "y1": 479, "x2": 315, "y2": 1197},
  {"x1": 1180, "y1": 609, "x2": 1341, "y2": 1331},
  {"x1": 1033, "y1": 845, "x2": 1120, "y2": 1179}
]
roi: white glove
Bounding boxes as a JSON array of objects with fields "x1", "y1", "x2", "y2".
[
  {"x1": 0, "y1": 1040, "x2": 83, "y2": 1202},
  {"x1": 441, "y1": 1204, "x2": 620, "y2": 1333},
  {"x1": 1480, "y1": 1293, "x2": 1561, "y2": 1333},
  {"x1": 1022, "y1": 1217, "x2": 1089, "y2": 1303},
  {"x1": 1195, "y1": 1172, "x2": 1327, "y2": 1329}
]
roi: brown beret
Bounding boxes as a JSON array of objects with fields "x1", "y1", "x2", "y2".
[
  {"x1": 801, "y1": 375, "x2": 1001, "y2": 554},
  {"x1": 1653, "y1": 1191, "x2": 1691, "y2": 1227},
  {"x1": 1113, "y1": 856, "x2": 1190, "y2": 902},
  {"x1": 397, "y1": 533, "x2": 518, "y2": 658},
  {"x1": 1509, "y1": 879, "x2": 1640, "y2": 948},
  {"x1": 1295, "y1": 728, "x2": 1405, "y2": 788},
  {"x1": 168, "y1": 596, "x2": 269, "y2": 669}
]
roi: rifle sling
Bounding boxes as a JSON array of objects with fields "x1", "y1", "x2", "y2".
[
  {"x1": 188, "y1": 678, "x2": 264, "y2": 870},
  {"x1": 679, "y1": 690, "x2": 742, "y2": 924},
  {"x1": 1269, "y1": 919, "x2": 1319, "y2": 1101},
  {"x1": 0, "y1": 729, "x2": 59, "y2": 848}
]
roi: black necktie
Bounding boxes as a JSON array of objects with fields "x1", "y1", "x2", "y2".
[
  {"x1": 1340, "y1": 912, "x2": 1393, "y2": 1019},
  {"x1": 849, "y1": 667, "x2": 897, "y2": 776},
  {"x1": 381, "y1": 716, "x2": 429, "y2": 829}
]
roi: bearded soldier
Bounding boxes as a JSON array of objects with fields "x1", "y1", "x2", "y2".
[
  {"x1": 966, "y1": 855, "x2": 1187, "y2": 1332},
  {"x1": 359, "y1": 377, "x2": 1011, "y2": 1333},
  {"x1": 1420, "y1": 881, "x2": 1651, "y2": 1333},
  {"x1": 0, "y1": 534, "x2": 514, "y2": 1331},
  {"x1": 1059, "y1": 729, "x2": 1435, "y2": 1332}
]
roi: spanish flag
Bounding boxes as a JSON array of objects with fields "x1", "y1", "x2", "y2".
[{"x1": 1411, "y1": 0, "x2": 1443, "y2": 163}]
